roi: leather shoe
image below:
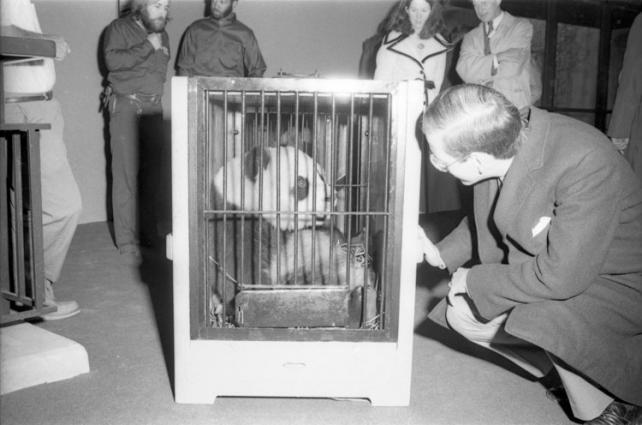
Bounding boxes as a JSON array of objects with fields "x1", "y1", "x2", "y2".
[
  {"x1": 585, "y1": 400, "x2": 642, "y2": 425},
  {"x1": 42, "y1": 280, "x2": 80, "y2": 321}
]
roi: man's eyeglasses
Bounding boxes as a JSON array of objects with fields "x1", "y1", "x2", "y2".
[{"x1": 428, "y1": 151, "x2": 468, "y2": 173}]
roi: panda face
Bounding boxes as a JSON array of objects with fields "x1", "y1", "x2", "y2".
[
  {"x1": 294, "y1": 175, "x2": 310, "y2": 202},
  {"x1": 213, "y1": 146, "x2": 331, "y2": 230}
]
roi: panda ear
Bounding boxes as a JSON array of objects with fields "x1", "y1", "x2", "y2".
[{"x1": 244, "y1": 146, "x2": 271, "y2": 183}]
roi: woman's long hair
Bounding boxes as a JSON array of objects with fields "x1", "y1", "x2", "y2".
[{"x1": 386, "y1": 0, "x2": 447, "y2": 40}]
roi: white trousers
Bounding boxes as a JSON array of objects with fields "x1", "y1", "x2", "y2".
[{"x1": 445, "y1": 294, "x2": 613, "y2": 421}]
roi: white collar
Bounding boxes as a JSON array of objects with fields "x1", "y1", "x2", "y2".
[{"x1": 486, "y1": 11, "x2": 504, "y2": 36}]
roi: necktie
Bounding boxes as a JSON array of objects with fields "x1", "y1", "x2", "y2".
[{"x1": 484, "y1": 21, "x2": 493, "y2": 56}]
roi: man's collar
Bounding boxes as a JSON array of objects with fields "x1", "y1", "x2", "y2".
[
  {"x1": 211, "y1": 12, "x2": 237, "y2": 25},
  {"x1": 487, "y1": 11, "x2": 504, "y2": 35}
]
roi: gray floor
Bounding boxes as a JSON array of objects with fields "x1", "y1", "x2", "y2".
[{"x1": 0, "y1": 222, "x2": 576, "y2": 425}]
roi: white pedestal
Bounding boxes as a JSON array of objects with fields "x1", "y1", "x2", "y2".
[{"x1": 1, "y1": 322, "x2": 90, "y2": 394}]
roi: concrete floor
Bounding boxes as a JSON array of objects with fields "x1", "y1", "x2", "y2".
[{"x1": 0, "y1": 221, "x2": 576, "y2": 425}]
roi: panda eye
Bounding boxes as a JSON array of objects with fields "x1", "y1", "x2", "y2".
[{"x1": 294, "y1": 176, "x2": 309, "y2": 201}]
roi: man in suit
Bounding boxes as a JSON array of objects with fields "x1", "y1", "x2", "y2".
[
  {"x1": 456, "y1": 0, "x2": 533, "y2": 113},
  {"x1": 418, "y1": 84, "x2": 642, "y2": 423}
]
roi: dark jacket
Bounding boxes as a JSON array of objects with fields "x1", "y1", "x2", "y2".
[
  {"x1": 103, "y1": 15, "x2": 170, "y2": 96},
  {"x1": 429, "y1": 107, "x2": 642, "y2": 405},
  {"x1": 176, "y1": 13, "x2": 266, "y2": 78}
]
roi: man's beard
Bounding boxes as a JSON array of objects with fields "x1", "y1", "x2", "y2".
[
  {"x1": 211, "y1": 3, "x2": 233, "y2": 19},
  {"x1": 140, "y1": 10, "x2": 167, "y2": 33}
]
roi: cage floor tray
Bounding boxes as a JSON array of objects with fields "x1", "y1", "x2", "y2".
[{"x1": 235, "y1": 288, "x2": 350, "y2": 327}]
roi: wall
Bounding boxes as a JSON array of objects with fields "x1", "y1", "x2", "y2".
[{"x1": 35, "y1": 0, "x2": 397, "y2": 223}]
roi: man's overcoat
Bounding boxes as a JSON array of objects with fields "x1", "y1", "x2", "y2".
[{"x1": 429, "y1": 107, "x2": 642, "y2": 405}]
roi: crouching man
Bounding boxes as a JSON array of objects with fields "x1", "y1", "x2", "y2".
[{"x1": 418, "y1": 83, "x2": 642, "y2": 423}]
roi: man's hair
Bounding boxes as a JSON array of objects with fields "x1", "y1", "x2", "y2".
[
  {"x1": 386, "y1": 0, "x2": 447, "y2": 40},
  {"x1": 422, "y1": 84, "x2": 523, "y2": 159},
  {"x1": 130, "y1": 0, "x2": 149, "y2": 14}
]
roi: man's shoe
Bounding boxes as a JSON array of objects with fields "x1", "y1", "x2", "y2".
[
  {"x1": 585, "y1": 400, "x2": 642, "y2": 425},
  {"x1": 120, "y1": 244, "x2": 142, "y2": 266},
  {"x1": 42, "y1": 280, "x2": 80, "y2": 321}
]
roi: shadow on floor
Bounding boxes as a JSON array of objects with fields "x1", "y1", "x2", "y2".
[{"x1": 139, "y1": 240, "x2": 175, "y2": 394}]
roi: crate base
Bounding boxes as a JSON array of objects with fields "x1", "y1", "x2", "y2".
[{"x1": 174, "y1": 339, "x2": 412, "y2": 407}]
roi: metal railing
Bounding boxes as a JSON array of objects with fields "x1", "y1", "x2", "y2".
[{"x1": 1, "y1": 124, "x2": 55, "y2": 325}]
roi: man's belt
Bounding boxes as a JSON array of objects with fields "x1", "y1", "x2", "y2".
[
  {"x1": 118, "y1": 92, "x2": 162, "y2": 104},
  {"x1": 4, "y1": 91, "x2": 53, "y2": 103}
]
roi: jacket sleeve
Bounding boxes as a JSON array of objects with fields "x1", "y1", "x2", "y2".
[
  {"x1": 176, "y1": 27, "x2": 195, "y2": 77},
  {"x1": 104, "y1": 22, "x2": 154, "y2": 72},
  {"x1": 494, "y1": 19, "x2": 532, "y2": 79},
  {"x1": 456, "y1": 19, "x2": 532, "y2": 84},
  {"x1": 243, "y1": 32, "x2": 266, "y2": 77},
  {"x1": 456, "y1": 29, "x2": 493, "y2": 83},
  {"x1": 467, "y1": 148, "x2": 625, "y2": 319},
  {"x1": 437, "y1": 216, "x2": 474, "y2": 273},
  {"x1": 607, "y1": 13, "x2": 642, "y2": 138}
]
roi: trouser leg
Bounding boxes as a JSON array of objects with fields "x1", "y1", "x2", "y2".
[
  {"x1": 445, "y1": 294, "x2": 553, "y2": 377},
  {"x1": 445, "y1": 294, "x2": 616, "y2": 421},
  {"x1": 38, "y1": 100, "x2": 82, "y2": 281},
  {"x1": 109, "y1": 97, "x2": 140, "y2": 250},
  {"x1": 550, "y1": 356, "x2": 613, "y2": 421}
]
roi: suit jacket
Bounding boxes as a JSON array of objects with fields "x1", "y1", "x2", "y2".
[
  {"x1": 429, "y1": 107, "x2": 642, "y2": 405},
  {"x1": 456, "y1": 12, "x2": 532, "y2": 110},
  {"x1": 608, "y1": 13, "x2": 642, "y2": 180}
]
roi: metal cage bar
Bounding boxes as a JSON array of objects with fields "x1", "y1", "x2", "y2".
[{"x1": 187, "y1": 77, "x2": 416, "y2": 341}]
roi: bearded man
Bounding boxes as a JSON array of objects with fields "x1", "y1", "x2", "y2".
[
  {"x1": 103, "y1": 0, "x2": 170, "y2": 264},
  {"x1": 176, "y1": 0, "x2": 266, "y2": 77}
]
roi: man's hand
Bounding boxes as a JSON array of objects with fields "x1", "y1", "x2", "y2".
[
  {"x1": 52, "y1": 36, "x2": 71, "y2": 60},
  {"x1": 147, "y1": 33, "x2": 163, "y2": 50},
  {"x1": 416, "y1": 224, "x2": 446, "y2": 269},
  {"x1": 447, "y1": 267, "x2": 469, "y2": 305},
  {"x1": 611, "y1": 137, "x2": 629, "y2": 154}
]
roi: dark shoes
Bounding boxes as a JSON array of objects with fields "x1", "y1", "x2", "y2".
[{"x1": 585, "y1": 400, "x2": 642, "y2": 425}]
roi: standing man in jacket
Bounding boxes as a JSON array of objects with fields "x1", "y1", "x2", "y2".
[
  {"x1": 176, "y1": 0, "x2": 266, "y2": 78},
  {"x1": 103, "y1": 0, "x2": 170, "y2": 264},
  {"x1": 456, "y1": 0, "x2": 534, "y2": 114}
]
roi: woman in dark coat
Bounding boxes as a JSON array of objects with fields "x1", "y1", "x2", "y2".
[{"x1": 418, "y1": 84, "x2": 642, "y2": 424}]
